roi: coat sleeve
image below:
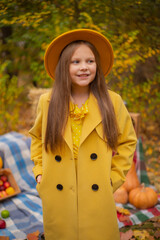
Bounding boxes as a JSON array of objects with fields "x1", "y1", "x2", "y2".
[
  {"x1": 29, "y1": 95, "x2": 44, "y2": 180},
  {"x1": 110, "y1": 93, "x2": 137, "y2": 193}
]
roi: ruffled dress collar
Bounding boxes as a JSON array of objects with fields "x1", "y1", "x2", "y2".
[{"x1": 70, "y1": 99, "x2": 89, "y2": 120}]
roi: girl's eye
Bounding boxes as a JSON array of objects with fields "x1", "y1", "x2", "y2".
[
  {"x1": 88, "y1": 60, "x2": 94, "y2": 63},
  {"x1": 71, "y1": 60, "x2": 79, "y2": 64}
]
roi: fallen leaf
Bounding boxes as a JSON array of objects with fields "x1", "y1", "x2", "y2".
[
  {"x1": 27, "y1": 234, "x2": 37, "y2": 240},
  {"x1": 149, "y1": 216, "x2": 160, "y2": 222},
  {"x1": 120, "y1": 229, "x2": 133, "y2": 240},
  {"x1": 146, "y1": 147, "x2": 153, "y2": 156},
  {"x1": 119, "y1": 214, "x2": 131, "y2": 223},
  {"x1": 133, "y1": 229, "x2": 151, "y2": 239},
  {"x1": 154, "y1": 230, "x2": 160, "y2": 238},
  {"x1": 148, "y1": 236, "x2": 156, "y2": 240},
  {"x1": 27, "y1": 230, "x2": 40, "y2": 240},
  {"x1": 153, "y1": 222, "x2": 160, "y2": 227},
  {"x1": 116, "y1": 206, "x2": 131, "y2": 215}
]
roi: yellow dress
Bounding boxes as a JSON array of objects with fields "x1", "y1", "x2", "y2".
[{"x1": 70, "y1": 99, "x2": 89, "y2": 168}]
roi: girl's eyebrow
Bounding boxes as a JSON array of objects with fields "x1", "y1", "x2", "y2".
[
  {"x1": 71, "y1": 57, "x2": 80, "y2": 60},
  {"x1": 71, "y1": 56, "x2": 95, "y2": 60}
]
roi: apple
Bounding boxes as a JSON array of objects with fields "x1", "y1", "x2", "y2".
[
  {"x1": 3, "y1": 181, "x2": 10, "y2": 189},
  {"x1": 1, "y1": 190, "x2": 7, "y2": 197},
  {"x1": 0, "y1": 219, "x2": 6, "y2": 229},
  {"x1": 0, "y1": 185, "x2": 5, "y2": 191},
  {"x1": 1, "y1": 210, "x2": 10, "y2": 218},
  {"x1": 0, "y1": 180, "x2": 3, "y2": 186},
  {"x1": 0, "y1": 175, "x2": 8, "y2": 182},
  {"x1": 6, "y1": 186, "x2": 15, "y2": 195}
]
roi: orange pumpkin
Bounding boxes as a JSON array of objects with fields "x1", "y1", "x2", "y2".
[
  {"x1": 129, "y1": 183, "x2": 158, "y2": 209},
  {"x1": 113, "y1": 186, "x2": 128, "y2": 204},
  {"x1": 122, "y1": 162, "x2": 140, "y2": 192}
]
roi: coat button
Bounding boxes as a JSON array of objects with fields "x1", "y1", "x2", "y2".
[
  {"x1": 55, "y1": 155, "x2": 62, "y2": 162},
  {"x1": 57, "y1": 184, "x2": 63, "y2": 190},
  {"x1": 92, "y1": 184, "x2": 99, "y2": 191},
  {"x1": 90, "y1": 153, "x2": 97, "y2": 160}
]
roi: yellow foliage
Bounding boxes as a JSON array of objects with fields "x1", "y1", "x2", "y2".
[
  {"x1": 116, "y1": 206, "x2": 131, "y2": 215},
  {"x1": 133, "y1": 230, "x2": 151, "y2": 239},
  {"x1": 146, "y1": 147, "x2": 153, "y2": 156}
]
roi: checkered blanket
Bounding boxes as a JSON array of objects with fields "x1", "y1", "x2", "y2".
[
  {"x1": 0, "y1": 132, "x2": 159, "y2": 239},
  {"x1": 116, "y1": 138, "x2": 160, "y2": 228},
  {"x1": 0, "y1": 132, "x2": 43, "y2": 239}
]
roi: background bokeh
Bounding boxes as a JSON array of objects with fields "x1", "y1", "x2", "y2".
[{"x1": 0, "y1": 0, "x2": 160, "y2": 135}]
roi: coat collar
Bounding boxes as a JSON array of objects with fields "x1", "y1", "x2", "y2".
[
  {"x1": 63, "y1": 93, "x2": 102, "y2": 151},
  {"x1": 80, "y1": 93, "x2": 102, "y2": 146},
  {"x1": 63, "y1": 116, "x2": 73, "y2": 154}
]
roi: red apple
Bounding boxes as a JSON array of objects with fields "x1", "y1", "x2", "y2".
[
  {"x1": 0, "y1": 180, "x2": 3, "y2": 186},
  {"x1": 0, "y1": 175, "x2": 8, "y2": 182},
  {"x1": 0, "y1": 219, "x2": 6, "y2": 229},
  {"x1": 3, "y1": 181, "x2": 10, "y2": 189},
  {"x1": 0, "y1": 185, "x2": 5, "y2": 191}
]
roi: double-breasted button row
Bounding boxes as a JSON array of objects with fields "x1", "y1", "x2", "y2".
[
  {"x1": 55, "y1": 153, "x2": 98, "y2": 161},
  {"x1": 56, "y1": 184, "x2": 99, "y2": 191},
  {"x1": 55, "y1": 153, "x2": 99, "y2": 192}
]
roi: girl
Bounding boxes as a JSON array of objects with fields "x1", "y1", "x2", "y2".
[{"x1": 29, "y1": 29, "x2": 137, "y2": 240}]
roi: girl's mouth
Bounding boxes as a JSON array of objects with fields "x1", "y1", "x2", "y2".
[{"x1": 77, "y1": 74, "x2": 89, "y2": 77}]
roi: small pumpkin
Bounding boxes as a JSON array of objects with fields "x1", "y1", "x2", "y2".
[
  {"x1": 122, "y1": 162, "x2": 140, "y2": 192},
  {"x1": 129, "y1": 183, "x2": 158, "y2": 209},
  {"x1": 113, "y1": 186, "x2": 128, "y2": 204}
]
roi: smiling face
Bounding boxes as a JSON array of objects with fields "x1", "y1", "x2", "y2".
[{"x1": 69, "y1": 44, "x2": 97, "y2": 93}]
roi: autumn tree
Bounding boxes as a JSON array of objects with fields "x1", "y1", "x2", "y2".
[{"x1": 0, "y1": 0, "x2": 160, "y2": 132}]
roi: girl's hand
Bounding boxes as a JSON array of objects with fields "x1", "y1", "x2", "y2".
[{"x1": 36, "y1": 175, "x2": 42, "y2": 183}]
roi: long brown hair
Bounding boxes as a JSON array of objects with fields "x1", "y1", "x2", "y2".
[{"x1": 45, "y1": 41, "x2": 119, "y2": 152}]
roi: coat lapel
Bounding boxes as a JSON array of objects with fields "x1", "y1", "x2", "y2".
[
  {"x1": 80, "y1": 93, "x2": 102, "y2": 146},
  {"x1": 63, "y1": 116, "x2": 73, "y2": 154}
]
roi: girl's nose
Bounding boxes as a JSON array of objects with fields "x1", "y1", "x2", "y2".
[{"x1": 80, "y1": 63, "x2": 88, "y2": 71}]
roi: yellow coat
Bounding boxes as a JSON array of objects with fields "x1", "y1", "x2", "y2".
[{"x1": 29, "y1": 90, "x2": 137, "y2": 240}]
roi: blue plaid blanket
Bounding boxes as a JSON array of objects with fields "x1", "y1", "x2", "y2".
[
  {"x1": 0, "y1": 132, "x2": 159, "y2": 239},
  {"x1": 0, "y1": 132, "x2": 43, "y2": 239}
]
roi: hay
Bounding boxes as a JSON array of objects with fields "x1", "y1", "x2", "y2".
[{"x1": 28, "y1": 88, "x2": 51, "y2": 124}]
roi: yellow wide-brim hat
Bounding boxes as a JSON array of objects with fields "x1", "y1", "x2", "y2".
[{"x1": 44, "y1": 29, "x2": 114, "y2": 80}]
